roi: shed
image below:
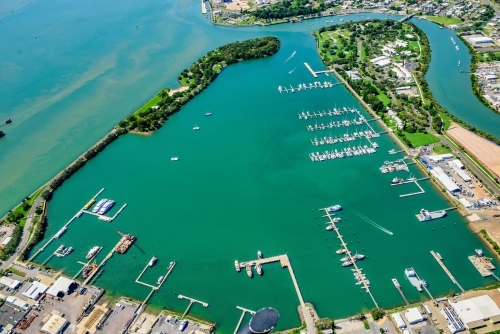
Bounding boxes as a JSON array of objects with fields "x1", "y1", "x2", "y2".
[
  {"x1": 392, "y1": 313, "x2": 407, "y2": 328},
  {"x1": 40, "y1": 314, "x2": 68, "y2": 334},
  {"x1": 46, "y1": 277, "x2": 75, "y2": 297},
  {"x1": 428, "y1": 153, "x2": 454, "y2": 162},
  {"x1": 23, "y1": 281, "x2": 48, "y2": 300},
  {"x1": 450, "y1": 159, "x2": 465, "y2": 169},
  {"x1": 0, "y1": 276, "x2": 21, "y2": 290},
  {"x1": 451, "y1": 295, "x2": 500, "y2": 327},
  {"x1": 1, "y1": 237, "x2": 12, "y2": 247},
  {"x1": 430, "y1": 167, "x2": 460, "y2": 193},
  {"x1": 459, "y1": 198, "x2": 473, "y2": 209},
  {"x1": 404, "y1": 307, "x2": 424, "y2": 324}
]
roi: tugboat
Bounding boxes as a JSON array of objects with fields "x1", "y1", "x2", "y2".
[
  {"x1": 148, "y1": 255, "x2": 158, "y2": 267},
  {"x1": 246, "y1": 265, "x2": 253, "y2": 278},
  {"x1": 256, "y1": 263, "x2": 263, "y2": 275}
]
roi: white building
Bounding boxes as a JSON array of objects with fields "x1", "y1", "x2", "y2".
[
  {"x1": 371, "y1": 56, "x2": 391, "y2": 67},
  {"x1": 451, "y1": 295, "x2": 500, "y2": 329},
  {"x1": 429, "y1": 166, "x2": 460, "y2": 193},
  {"x1": 23, "y1": 281, "x2": 48, "y2": 300},
  {"x1": 404, "y1": 307, "x2": 425, "y2": 324},
  {"x1": 0, "y1": 276, "x2": 21, "y2": 290},
  {"x1": 5, "y1": 296, "x2": 30, "y2": 311},
  {"x1": 392, "y1": 313, "x2": 407, "y2": 328},
  {"x1": 1, "y1": 237, "x2": 12, "y2": 247},
  {"x1": 40, "y1": 313, "x2": 68, "y2": 334},
  {"x1": 470, "y1": 36, "x2": 493, "y2": 45},
  {"x1": 427, "y1": 153, "x2": 454, "y2": 163},
  {"x1": 459, "y1": 197, "x2": 473, "y2": 209},
  {"x1": 46, "y1": 277, "x2": 75, "y2": 297},
  {"x1": 387, "y1": 109, "x2": 404, "y2": 130}
]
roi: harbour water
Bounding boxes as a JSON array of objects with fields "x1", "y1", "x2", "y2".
[{"x1": 0, "y1": 0, "x2": 499, "y2": 332}]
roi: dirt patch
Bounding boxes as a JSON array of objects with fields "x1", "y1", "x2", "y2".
[
  {"x1": 224, "y1": 0, "x2": 251, "y2": 10},
  {"x1": 469, "y1": 208, "x2": 500, "y2": 248},
  {"x1": 168, "y1": 85, "x2": 189, "y2": 96},
  {"x1": 446, "y1": 123, "x2": 500, "y2": 178}
]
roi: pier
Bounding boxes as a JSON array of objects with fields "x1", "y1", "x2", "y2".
[
  {"x1": 469, "y1": 255, "x2": 496, "y2": 277},
  {"x1": 234, "y1": 306, "x2": 255, "y2": 334},
  {"x1": 298, "y1": 107, "x2": 357, "y2": 120},
  {"x1": 238, "y1": 254, "x2": 305, "y2": 306},
  {"x1": 304, "y1": 62, "x2": 336, "y2": 77},
  {"x1": 391, "y1": 279, "x2": 409, "y2": 306},
  {"x1": 28, "y1": 188, "x2": 105, "y2": 262},
  {"x1": 430, "y1": 251, "x2": 465, "y2": 292},
  {"x1": 412, "y1": 268, "x2": 435, "y2": 301},
  {"x1": 392, "y1": 177, "x2": 429, "y2": 198},
  {"x1": 178, "y1": 294, "x2": 208, "y2": 320},
  {"x1": 135, "y1": 261, "x2": 176, "y2": 304},
  {"x1": 278, "y1": 81, "x2": 344, "y2": 93},
  {"x1": 82, "y1": 247, "x2": 114, "y2": 286},
  {"x1": 322, "y1": 208, "x2": 378, "y2": 308}
]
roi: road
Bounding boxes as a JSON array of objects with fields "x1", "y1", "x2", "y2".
[
  {"x1": 1, "y1": 197, "x2": 43, "y2": 270},
  {"x1": 302, "y1": 306, "x2": 316, "y2": 334}
]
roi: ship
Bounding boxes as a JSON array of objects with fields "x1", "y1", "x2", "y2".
[
  {"x1": 256, "y1": 263, "x2": 263, "y2": 275},
  {"x1": 178, "y1": 320, "x2": 188, "y2": 331},
  {"x1": 83, "y1": 199, "x2": 96, "y2": 210},
  {"x1": 416, "y1": 208, "x2": 446, "y2": 222},
  {"x1": 98, "y1": 200, "x2": 115, "y2": 215},
  {"x1": 405, "y1": 268, "x2": 422, "y2": 292},
  {"x1": 157, "y1": 276, "x2": 164, "y2": 285},
  {"x1": 327, "y1": 205, "x2": 342, "y2": 212},
  {"x1": 336, "y1": 249, "x2": 347, "y2": 254},
  {"x1": 86, "y1": 246, "x2": 100, "y2": 259},
  {"x1": 116, "y1": 234, "x2": 136, "y2": 254},
  {"x1": 258, "y1": 250, "x2": 263, "y2": 259},
  {"x1": 235, "y1": 260, "x2": 240, "y2": 272},
  {"x1": 148, "y1": 255, "x2": 158, "y2": 267},
  {"x1": 342, "y1": 261, "x2": 353, "y2": 267},
  {"x1": 92, "y1": 199, "x2": 107, "y2": 213},
  {"x1": 55, "y1": 227, "x2": 67, "y2": 239},
  {"x1": 246, "y1": 265, "x2": 253, "y2": 278},
  {"x1": 168, "y1": 261, "x2": 175, "y2": 270},
  {"x1": 82, "y1": 263, "x2": 98, "y2": 279}
]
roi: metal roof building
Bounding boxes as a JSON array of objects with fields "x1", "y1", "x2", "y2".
[
  {"x1": 442, "y1": 306, "x2": 465, "y2": 333},
  {"x1": 392, "y1": 313, "x2": 407, "y2": 328},
  {"x1": 40, "y1": 314, "x2": 68, "y2": 334},
  {"x1": 23, "y1": 281, "x2": 48, "y2": 300},
  {"x1": 430, "y1": 166, "x2": 460, "y2": 193},
  {"x1": 46, "y1": 276, "x2": 75, "y2": 297},
  {"x1": 0, "y1": 276, "x2": 21, "y2": 290},
  {"x1": 404, "y1": 307, "x2": 425, "y2": 324},
  {"x1": 428, "y1": 153, "x2": 454, "y2": 162},
  {"x1": 451, "y1": 295, "x2": 500, "y2": 329}
]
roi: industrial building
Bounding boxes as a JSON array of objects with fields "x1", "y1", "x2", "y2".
[
  {"x1": 459, "y1": 198, "x2": 473, "y2": 209},
  {"x1": 46, "y1": 276, "x2": 75, "y2": 297},
  {"x1": 0, "y1": 276, "x2": 21, "y2": 290},
  {"x1": 469, "y1": 36, "x2": 493, "y2": 45},
  {"x1": 427, "y1": 153, "x2": 454, "y2": 163},
  {"x1": 428, "y1": 166, "x2": 460, "y2": 193},
  {"x1": 442, "y1": 306, "x2": 465, "y2": 333},
  {"x1": 5, "y1": 296, "x2": 30, "y2": 311},
  {"x1": 450, "y1": 295, "x2": 500, "y2": 329},
  {"x1": 40, "y1": 312, "x2": 68, "y2": 334},
  {"x1": 22, "y1": 281, "x2": 48, "y2": 300},
  {"x1": 404, "y1": 307, "x2": 425, "y2": 324},
  {"x1": 392, "y1": 313, "x2": 407, "y2": 328}
]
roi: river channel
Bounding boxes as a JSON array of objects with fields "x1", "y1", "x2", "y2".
[{"x1": 1, "y1": 0, "x2": 500, "y2": 332}]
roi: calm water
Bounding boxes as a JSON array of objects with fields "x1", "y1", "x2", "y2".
[{"x1": 1, "y1": 0, "x2": 499, "y2": 332}]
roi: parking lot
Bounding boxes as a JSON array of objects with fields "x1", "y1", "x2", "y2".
[
  {"x1": 95, "y1": 299, "x2": 137, "y2": 334},
  {"x1": 151, "y1": 313, "x2": 211, "y2": 334}
]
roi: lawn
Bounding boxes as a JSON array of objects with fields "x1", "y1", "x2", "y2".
[
  {"x1": 404, "y1": 132, "x2": 440, "y2": 147},
  {"x1": 437, "y1": 111, "x2": 451, "y2": 130},
  {"x1": 133, "y1": 94, "x2": 162, "y2": 117},
  {"x1": 408, "y1": 41, "x2": 420, "y2": 52},
  {"x1": 425, "y1": 16, "x2": 462, "y2": 25},
  {"x1": 361, "y1": 44, "x2": 366, "y2": 62},
  {"x1": 433, "y1": 144, "x2": 452, "y2": 154},
  {"x1": 377, "y1": 92, "x2": 392, "y2": 106}
]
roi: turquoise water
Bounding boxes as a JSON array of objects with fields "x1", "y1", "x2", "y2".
[
  {"x1": 1, "y1": 0, "x2": 500, "y2": 332},
  {"x1": 29, "y1": 33, "x2": 495, "y2": 332}
]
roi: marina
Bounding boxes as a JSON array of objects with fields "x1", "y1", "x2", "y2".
[
  {"x1": 305, "y1": 117, "x2": 367, "y2": 131},
  {"x1": 278, "y1": 81, "x2": 344, "y2": 93},
  {"x1": 321, "y1": 207, "x2": 378, "y2": 308},
  {"x1": 310, "y1": 130, "x2": 377, "y2": 147},
  {"x1": 80, "y1": 202, "x2": 127, "y2": 222},
  {"x1": 298, "y1": 107, "x2": 357, "y2": 120}
]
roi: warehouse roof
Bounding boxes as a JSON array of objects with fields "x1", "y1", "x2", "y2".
[{"x1": 451, "y1": 295, "x2": 500, "y2": 324}]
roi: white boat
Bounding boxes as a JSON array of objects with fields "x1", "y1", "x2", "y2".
[
  {"x1": 436, "y1": 252, "x2": 443, "y2": 260},
  {"x1": 148, "y1": 255, "x2": 158, "y2": 267},
  {"x1": 157, "y1": 276, "x2": 164, "y2": 285},
  {"x1": 204, "y1": 111, "x2": 212, "y2": 116},
  {"x1": 256, "y1": 263, "x2": 263, "y2": 275},
  {"x1": 55, "y1": 227, "x2": 67, "y2": 239},
  {"x1": 405, "y1": 268, "x2": 422, "y2": 292},
  {"x1": 171, "y1": 157, "x2": 179, "y2": 161},
  {"x1": 168, "y1": 261, "x2": 175, "y2": 270},
  {"x1": 193, "y1": 125, "x2": 200, "y2": 130},
  {"x1": 179, "y1": 320, "x2": 188, "y2": 331},
  {"x1": 235, "y1": 260, "x2": 240, "y2": 272},
  {"x1": 98, "y1": 200, "x2": 115, "y2": 215},
  {"x1": 86, "y1": 246, "x2": 100, "y2": 259},
  {"x1": 92, "y1": 199, "x2": 107, "y2": 213},
  {"x1": 332, "y1": 217, "x2": 341, "y2": 223},
  {"x1": 476, "y1": 249, "x2": 484, "y2": 257},
  {"x1": 416, "y1": 208, "x2": 446, "y2": 222},
  {"x1": 336, "y1": 249, "x2": 347, "y2": 254},
  {"x1": 327, "y1": 204, "x2": 341, "y2": 212},
  {"x1": 455, "y1": 45, "x2": 459, "y2": 50},
  {"x1": 326, "y1": 225, "x2": 334, "y2": 231},
  {"x1": 342, "y1": 260, "x2": 353, "y2": 267},
  {"x1": 258, "y1": 250, "x2": 263, "y2": 259},
  {"x1": 246, "y1": 266, "x2": 253, "y2": 278}
]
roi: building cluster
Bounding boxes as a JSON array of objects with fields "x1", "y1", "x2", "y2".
[
  {"x1": 369, "y1": 37, "x2": 416, "y2": 84},
  {"x1": 475, "y1": 61, "x2": 500, "y2": 109}
]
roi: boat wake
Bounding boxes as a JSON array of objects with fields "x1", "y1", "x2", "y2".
[
  {"x1": 351, "y1": 209, "x2": 394, "y2": 235},
  {"x1": 284, "y1": 51, "x2": 296, "y2": 63},
  {"x1": 288, "y1": 67, "x2": 296, "y2": 74}
]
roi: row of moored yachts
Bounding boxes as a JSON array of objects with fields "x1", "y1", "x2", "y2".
[
  {"x1": 310, "y1": 146, "x2": 376, "y2": 161},
  {"x1": 311, "y1": 131, "x2": 378, "y2": 146},
  {"x1": 306, "y1": 118, "x2": 365, "y2": 131},
  {"x1": 298, "y1": 107, "x2": 358, "y2": 120}
]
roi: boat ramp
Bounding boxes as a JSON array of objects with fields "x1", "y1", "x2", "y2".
[{"x1": 321, "y1": 208, "x2": 378, "y2": 308}]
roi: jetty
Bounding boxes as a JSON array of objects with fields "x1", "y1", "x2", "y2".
[
  {"x1": 412, "y1": 267, "x2": 435, "y2": 301},
  {"x1": 72, "y1": 246, "x2": 103, "y2": 279},
  {"x1": 322, "y1": 208, "x2": 378, "y2": 308},
  {"x1": 298, "y1": 107, "x2": 357, "y2": 120},
  {"x1": 304, "y1": 62, "x2": 336, "y2": 77},
  {"x1": 178, "y1": 294, "x2": 208, "y2": 320},
  {"x1": 469, "y1": 255, "x2": 496, "y2": 277},
  {"x1": 238, "y1": 254, "x2": 305, "y2": 307},
  {"x1": 234, "y1": 306, "x2": 255, "y2": 334},
  {"x1": 430, "y1": 250, "x2": 465, "y2": 292},
  {"x1": 391, "y1": 278, "x2": 409, "y2": 306},
  {"x1": 28, "y1": 188, "x2": 105, "y2": 262},
  {"x1": 278, "y1": 81, "x2": 344, "y2": 93},
  {"x1": 391, "y1": 177, "x2": 430, "y2": 198},
  {"x1": 201, "y1": 0, "x2": 207, "y2": 14},
  {"x1": 82, "y1": 246, "x2": 115, "y2": 286},
  {"x1": 81, "y1": 203, "x2": 127, "y2": 222}
]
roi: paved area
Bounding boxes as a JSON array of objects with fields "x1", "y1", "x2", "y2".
[
  {"x1": 151, "y1": 314, "x2": 209, "y2": 334},
  {"x1": 95, "y1": 299, "x2": 137, "y2": 334},
  {"x1": 0, "y1": 303, "x2": 29, "y2": 327}
]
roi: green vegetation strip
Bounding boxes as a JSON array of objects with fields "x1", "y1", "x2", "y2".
[{"x1": 480, "y1": 230, "x2": 500, "y2": 255}]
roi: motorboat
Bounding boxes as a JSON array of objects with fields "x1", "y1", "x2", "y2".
[
  {"x1": 246, "y1": 266, "x2": 253, "y2": 278},
  {"x1": 148, "y1": 255, "x2": 158, "y2": 267},
  {"x1": 327, "y1": 204, "x2": 342, "y2": 212},
  {"x1": 256, "y1": 263, "x2": 263, "y2": 275},
  {"x1": 258, "y1": 250, "x2": 263, "y2": 259},
  {"x1": 235, "y1": 260, "x2": 240, "y2": 272},
  {"x1": 157, "y1": 276, "x2": 164, "y2": 285},
  {"x1": 171, "y1": 157, "x2": 179, "y2": 161}
]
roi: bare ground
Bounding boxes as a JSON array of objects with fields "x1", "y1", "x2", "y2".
[{"x1": 446, "y1": 123, "x2": 500, "y2": 178}]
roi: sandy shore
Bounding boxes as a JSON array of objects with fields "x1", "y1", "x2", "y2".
[
  {"x1": 447, "y1": 123, "x2": 500, "y2": 178},
  {"x1": 129, "y1": 130, "x2": 154, "y2": 136},
  {"x1": 168, "y1": 86, "x2": 189, "y2": 96}
]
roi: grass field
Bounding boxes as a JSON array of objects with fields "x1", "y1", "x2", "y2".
[
  {"x1": 404, "y1": 132, "x2": 440, "y2": 147},
  {"x1": 438, "y1": 111, "x2": 451, "y2": 130},
  {"x1": 425, "y1": 16, "x2": 462, "y2": 25},
  {"x1": 377, "y1": 92, "x2": 392, "y2": 106},
  {"x1": 361, "y1": 44, "x2": 366, "y2": 62},
  {"x1": 433, "y1": 144, "x2": 452, "y2": 154},
  {"x1": 133, "y1": 94, "x2": 162, "y2": 117}
]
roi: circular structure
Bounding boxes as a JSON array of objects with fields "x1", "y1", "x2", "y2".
[{"x1": 249, "y1": 307, "x2": 280, "y2": 334}]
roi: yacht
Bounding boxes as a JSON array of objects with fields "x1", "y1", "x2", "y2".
[
  {"x1": 246, "y1": 265, "x2": 253, "y2": 278},
  {"x1": 193, "y1": 125, "x2": 200, "y2": 130},
  {"x1": 341, "y1": 256, "x2": 350, "y2": 262},
  {"x1": 65, "y1": 247, "x2": 74, "y2": 255},
  {"x1": 342, "y1": 260, "x2": 353, "y2": 267},
  {"x1": 204, "y1": 111, "x2": 212, "y2": 116},
  {"x1": 55, "y1": 227, "x2": 67, "y2": 239},
  {"x1": 258, "y1": 250, "x2": 263, "y2": 259},
  {"x1": 168, "y1": 261, "x2": 175, "y2": 270},
  {"x1": 256, "y1": 263, "x2": 263, "y2": 275},
  {"x1": 157, "y1": 276, "x2": 164, "y2": 285},
  {"x1": 179, "y1": 320, "x2": 188, "y2": 331},
  {"x1": 336, "y1": 249, "x2": 347, "y2": 254},
  {"x1": 148, "y1": 255, "x2": 158, "y2": 267},
  {"x1": 98, "y1": 200, "x2": 115, "y2": 215},
  {"x1": 86, "y1": 246, "x2": 100, "y2": 259},
  {"x1": 332, "y1": 217, "x2": 341, "y2": 223},
  {"x1": 353, "y1": 253, "x2": 365, "y2": 261},
  {"x1": 416, "y1": 208, "x2": 446, "y2": 222},
  {"x1": 235, "y1": 260, "x2": 240, "y2": 272},
  {"x1": 405, "y1": 268, "x2": 422, "y2": 292},
  {"x1": 327, "y1": 204, "x2": 342, "y2": 212},
  {"x1": 92, "y1": 199, "x2": 107, "y2": 213},
  {"x1": 325, "y1": 225, "x2": 334, "y2": 231},
  {"x1": 171, "y1": 157, "x2": 179, "y2": 161},
  {"x1": 436, "y1": 253, "x2": 443, "y2": 260}
]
